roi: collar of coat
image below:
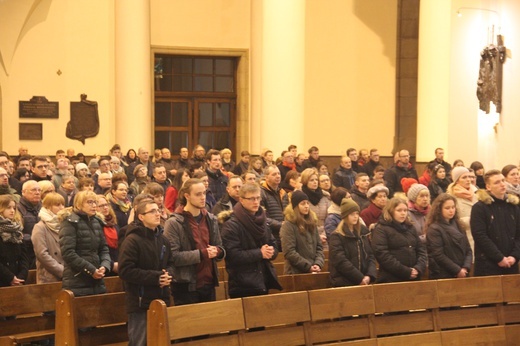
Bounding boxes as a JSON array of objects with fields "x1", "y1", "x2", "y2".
[{"x1": 476, "y1": 189, "x2": 520, "y2": 205}]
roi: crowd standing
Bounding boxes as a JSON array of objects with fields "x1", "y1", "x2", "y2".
[{"x1": 1, "y1": 144, "x2": 519, "y2": 344}]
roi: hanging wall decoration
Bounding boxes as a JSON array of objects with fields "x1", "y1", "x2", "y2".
[
  {"x1": 67, "y1": 94, "x2": 99, "y2": 144},
  {"x1": 477, "y1": 35, "x2": 506, "y2": 114}
]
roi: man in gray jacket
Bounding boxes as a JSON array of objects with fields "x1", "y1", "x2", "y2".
[{"x1": 163, "y1": 178, "x2": 225, "y2": 305}]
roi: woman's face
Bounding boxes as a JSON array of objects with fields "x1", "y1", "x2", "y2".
[
  {"x1": 347, "y1": 211, "x2": 359, "y2": 226},
  {"x1": 436, "y1": 168, "x2": 446, "y2": 180},
  {"x1": 441, "y1": 199, "x2": 456, "y2": 221},
  {"x1": 153, "y1": 194, "x2": 164, "y2": 208},
  {"x1": 456, "y1": 173, "x2": 472, "y2": 189},
  {"x1": 128, "y1": 151, "x2": 136, "y2": 159},
  {"x1": 50, "y1": 203, "x2": 64, "y2": 215},
  {"x1": 290, "y1": 176, "x2": 302, "y2": 190},
  {"x1": 298, "y1": 200, "x2": 310, "y2": 215},
  {"x1": 319, "y1": 175, "x2": 331, "y2": 191},
  {"x1": 392, "y1": 203, "x2": 408, "y2": 223},
  {"x1": 265, "y1": 152, "x2": 273, "y2": 162},
  {"x1": 374, "y1": 171, "x2": 385, "y2": 180},
  {"x1": 137, "y1": 167, "x2": 148, "y2": 178},
  {"x1": 77, "y1": 168, "x2": 88, "y2": 178},
  {"x1": 475, "y1": 168, "x2": 484, "y2": 176},
  {"x1": 96, "y1": 197, "x2": 110, "y2": 216},
  {"x1": 223, "y1": 152, "x2": 231, "y2": 160},
  {"x1": 415, "y1": 190, "x2": 430, "y2": 209},
  {"x1": 113, "y1": 183, "x2": 128, "y2": 201},
  {"x1": 319, "y1": 165, "x2": 329, "y2": 175},
  {"x1": 182, "y1": 171, "x2": 191, "y2": 183},
  {"x1": 373, "y1": 192, "x2": 388, "y2": 208},
  {"x1": 454, "y1": 161, "x2": 465, "y2": 167},
  {"x1": 253, "y1": 160, "x2": 262, "y2": 170},
  {"x1": 2, "y1": 201, "x2": 16, "y2": 220},
  {"x1": 61, "y1": 178, "x2": 76, "y2": 192},
  {"x1": 200, "y1": 176, "x2": 209, "y2": 189},
  {"x1": 306, "y1": 174, "x2": 319, "y2": 190},
  {"x1": 81, "y1": 197, "x2": 98, "y2": 216},
  {"x1": 20, "y1": 172, "x2": 30, "y2": 183},
  {"x1": 507, "y1": 168, "x2": 520, "y2": 186}
]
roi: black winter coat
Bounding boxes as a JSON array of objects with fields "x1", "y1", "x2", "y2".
[
  {"x1": 221, "y1": 213, "x2": 282, "y2": 298},
  {"x1": 372, "y1": 218, "x2": 427, "y2": 283},
  {"x1": 426, "y1": 220, "x2": 472, "y2": 279},
  {"x1": 118, "y1": 223, "x2": 174, "y2": 313},
  {"x1": 383, "y1": 164, "x2": 419, "y2": 198},
  {"x1": 332, "y1": 167, "x2": 357, "y2": 191},
  {"x1": 470, "y1": 190, "x2": 520, "y2": 276},
  {"x1": 206, "y1": 168, "x2": 229, "y2": 203},
  {"x1": 329, "y1": 224, "x2": 376, "y2": 287},
  {"x1": 0, "y1": 219, "x2": 28, "y2": 287}
]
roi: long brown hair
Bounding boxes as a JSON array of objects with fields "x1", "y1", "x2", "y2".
[
  {"x1": 284, "y1": 203, "x2": 318, "y2": 234},
  {"x1": 382, "y1": 197, "x2": 411, "y2": 225},
  {"x1": 424, "y1": 193, "x2": 465, "y2": 233}
]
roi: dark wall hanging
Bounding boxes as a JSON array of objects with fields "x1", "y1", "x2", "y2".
[
  {"x1": 477, "y1": 34, "x2": 506, "y2": 114},
  {"x1": 67, "y1": 94, "x2": 99, "y2": 144}
]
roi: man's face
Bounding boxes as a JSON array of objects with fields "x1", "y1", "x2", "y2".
[
  {"x1": 18, "y1": 159, "x2": 31, "y2": 170},
  {"x1": 56, "y1": 152, "x2": 66, "y2": 160},
  {"x1": 194, "y1": 146, "x2": 205, "y2": 159},
  {"x1": 207, "y1": 154, "x2": 222, "y2": 171},
  {"x1": 310, "y1": 150, "x2": 319, "y2": 161},
  {"x1": 139, "y1": 149, "x2": 150, "y2": 162},
  {"x1": 241, "y1": 155, "x2": 250, "y2": 164},
  {"x1": 112, "y1": 149, "x2": 121, "y2": 158},
  {"x1": 348, "y1": 150, "x2": 358, "y2": 162},
  {"x1": 98, "y1": 173, "x2": 112, "y2": 188},
  {"x1": 19, "y1": 147, "x2": 28, "y2": 156},
  {"x1": 32, "y1": 160, "x2": 49, "y2": 178},
  {"x1": 227, "y1": 178, "x2": 243, "y2": 200},
  {"x1": 283, "y1": 152, "x2": 294, "y2": 164},
  {"x1": 264, "y1": 152, "x2": 274, "y2": 162},
  {"x1": 0, "y1": 168, "x2": 8, "y2": 186},
  {"x1": 290, "y1": 148, "x2": 298, "y2": 157},
  {"x1": 266, "y1": 167, "x2": 281, "y2": 187},
  {"x1": 22, "y1": 182, "x2": 42, "y2": 204},
  {"x1": 435, "y1": 149, "x2": 444, "y2": 161},
  {"x1": 360, "y1": 150, "x2": 369, "y2": 162},
  {"x1": 180, "y1": 148, "x2": 189, "y2": 159},
  {"x1": 161, "y1": 149, "x2": 171, "y2": 159},
  {"x1": 67, "y1": 165, "x2": 75, "y2": 175},
  {"x1": 0, "y1": 156, "x2": 9, "y2": 174},
  {"x1": 296, "y1": 154, "x2": 305, "y2": 165},
  {"x1": 153, "y1": 166, "x2": 167, "y2": 183},
  {"x1": 67, "y1": 149, "x2": 75, "y2": 157},
  {"x1": 356, "y1": 176, "x2": 370, "y2": 191},
  {"x1": 138, "y1": 203, "x2": 161, "y2": 229},
  {"x1": 57, "y1": 158, "x2": 68, "y2": 170},
  {"x1": 487, "y1": 174, "x2": 507, "y2": 198},
  {"x1": 370, "y1": 151, "x2": 380, "y2": 162},
  {"x1": 240, "y1": 191, "x2": 261, "y2": 214},
  {"x1": 399, "y1": 150, "x2": 410, "y2": 165},
  {"x1": 185, "y1": 183, "x2": 206, "y2": 209},
  {"x1": 340, "y1": 157, "x2": 352, "y2": 169},
  {"x1": 110, "y1": 160, "x2": 121, "y2": 171},
  {"x1": 99, "y1": 159, "x2": 110, "y2": 173}
]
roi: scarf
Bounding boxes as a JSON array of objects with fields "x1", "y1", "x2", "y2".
[
  {"x1": 104, "y1": 213, "x2": 117, "y2": 227},
  {"x1": 39, "y1": 207, "x2": 60, "y2": 233},
  {"x1": 282, "y1": 161, "x2": 296, "y2": 171},
  {"x1": 233, "y1": 202, "x2": 266, "y2": 242},
  {"x1": 452, "y1": 184, "x2": 474, "y2": 201},
  {"x1": 103, "y1": 226, "x2": 118, "y2": 249},
  {"x1": 0, "y1": 216, "x2": 24, "y2": 244},
  {"x1": 408, "y1": 201, "x2": 431, "y2": 216},
  {"x1": 107, "y1": 193, "x2": 131, "y2": 213},
  {"x1": 506, "y1": 182, "x2": 520, "y2": 197},
  {"x1": 302, "y1": 185, "x2": 324, "y2": 206}
]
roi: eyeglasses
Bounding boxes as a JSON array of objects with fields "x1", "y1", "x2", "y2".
[
  {"x1": 86, "y1": 200, "x2": 98, "y2": 206},
  {"x1": 242, "y1": 196, "x2": 261, "y2": 202},
  {"x1": 142, "y1": 208, "x2": 160, "y2": 215},
  {"x1": 97, "y1": 203, "x2": 109, "y2": 208},
  {"x1": 0, "y1": 173, "x2": 8, "y2": 178},
  {"x1": 0, "y1": 161, "x2": 8, "y2": 166}
]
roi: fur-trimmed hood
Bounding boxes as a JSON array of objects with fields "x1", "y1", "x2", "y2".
[
  {"x1": 217, "y1": 209, "x2": 234, "y2": 225},
  {"x1": 283, "y1": 203, "x2": 317, "y2": 224},
  {"x1": 57, "y1": 207, "x2": 105, "y2": 224},
  {"x1": 476, "y1": 189, "x2": 520, "y2": 205}
]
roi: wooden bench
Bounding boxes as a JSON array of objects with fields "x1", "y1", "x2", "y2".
[
  {"x1": 55, "y1": 289, "x2": 128, "y2": 346},
  {"x1": 0, "y1": 282, "x2": 62, "y2": 346}
]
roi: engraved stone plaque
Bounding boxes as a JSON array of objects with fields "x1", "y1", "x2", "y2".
[
  {"x1": 67, "y1": 94, "x2": 99, "y2": 144},
  {"x1": 19, "y1": 123, "x2": 43, "y2": 140},
  {"x1": 19, "y1": 96, "x2": 59, "y2": 118}
]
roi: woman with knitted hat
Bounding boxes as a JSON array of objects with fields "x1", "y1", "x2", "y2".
[
  {"x1": 360, "y1": 183, "x2": 389, "y2": 230},
  {"x1": 329, "y1": 198, "x2": 376, "y2": 287},
  {"x1": 428, "y1": 164, "x2": 450, "y2": 202},
  {"x1": 447, "y1": 166, "x2": 478, "y2": 255},
  {"x1": 407, "y1": 183, "x2": 431, "y2": 243},
  {"x1": 280, "y1": 190, "x2": 324, "y2": 274},
  {"x1": 372, "y1": 197, "x2": 427, "y2": 283}
]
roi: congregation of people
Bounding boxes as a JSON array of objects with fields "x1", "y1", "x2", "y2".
[{"x1": 1, "y1": 144, "x2": 519, "y2": 345}]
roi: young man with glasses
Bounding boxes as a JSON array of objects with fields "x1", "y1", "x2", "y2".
[
  {"x1": 31, "y1": 156, "x2": 52, "y2": 182},
  {"x1": 221, "y1": 183, "x2": 282, "y2": 298},
  {"x1": 163, "y1": 178, "x2": 225, "y2": 305},
  {"x1": 119, "y1": 199, "x2": 174, "y2": 346}
]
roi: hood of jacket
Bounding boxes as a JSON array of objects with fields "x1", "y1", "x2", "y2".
[
  {"x1": 283, "y1": 203, "x2": 317, "y2": 224},
  {"x1": 327, "y1": 203, "x2": 341, "y2": 215},
  {"x1": 125, "y1": 221, "x2": 163, "y2": 239},
  {"x1": 57, "y1": 206, "x2": 105, "y2": 224},
  {"x1": 476, "y1": 189, "x2": 520, "y2": 205}
]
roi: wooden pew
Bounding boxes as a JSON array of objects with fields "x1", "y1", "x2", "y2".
[
  {"x1": 241, "y1": 291, "x2": 311, "y2": 346},
  {"x1": 292, "y1": 272, "x2": 330, "y2": 291},
  {"x1": 501, "y1": 274, "x2": 520, "y2": 324},
  {"x1": 147, "y1": 298, "x2": 245, "y2": 345},
  {"x1": 55, "y1": 290, "x2": 128, "y2": 346},
  {"x1": 307, "y1": 285, "x2": 375, "y2": 344},
  {"x1": 0, "y1": 282, "x2": 62, "y2": 346}
]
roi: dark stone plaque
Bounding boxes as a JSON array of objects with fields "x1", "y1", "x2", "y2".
[
  {"x1": 19, "y1": 96, "x2": 59, "y2": 118},
  {"x1": 67, "y1": 94, "x2": 99, "y2": 144},
  {"x1": 19, "y1": 123, "x2": 43, "y2": 140}
]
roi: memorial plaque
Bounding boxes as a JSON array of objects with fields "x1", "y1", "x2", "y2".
[
  {"x1": 19, "y1": 96, "x2": 59, "y2": 118},
  {"x1": 67, "y1": 94, "x2": 99, "y2": 144},
  {"x1": 19, "y1": 123, "x2": 43, "y2": 140}
]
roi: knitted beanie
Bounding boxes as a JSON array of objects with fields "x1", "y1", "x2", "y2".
[
  {"x1": 75, "y1": 163, "x2": 88, "y2": 172},
  {"x1": 401, "y1": 177, "x2": 418, "y2": 194},
  {"x1": 291, "y1": 190, "x2": 309, "y2": 209},
  {"x1": 340, "y1": 198, "x2": 360, "y2": 219},
  {"x1": 407, "y1": 183, "x2": 429, "y2": 202},
  {"x1": 452, "y1": 166, "x2": 469, "y2": 183}
]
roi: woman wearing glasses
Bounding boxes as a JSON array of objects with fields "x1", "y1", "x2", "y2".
[{"x1": 59, "y1": 190, "x2": 111, "y2": 296}]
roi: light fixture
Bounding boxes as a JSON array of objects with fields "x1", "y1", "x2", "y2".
[{"x1": 456, "y1": 7, "x2": 501, "y2": 29}]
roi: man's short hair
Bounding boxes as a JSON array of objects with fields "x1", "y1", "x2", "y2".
[
  {"x1": 484, "y1": 169, "x2": 502, "y2": 185},
  {"x1": 134, "y1": 198, "x2": 156, "y2": 216},
  {"x1": 355, "y1": 172, "x2": 369, "y2": 181},
  {"x1": 153, "y1": 164, "x2": 165, "y2": 172},
  {"x1": 240, "y1": 150, "x2": 250, "y2": 157},
  {"x1": 179, "y1": 178, "x2": 204, "y2": 197},
  {"x1": 143, "y1": 182, "x2": 165, "y2": 196},
  {"x1": 132, "y1": 193, "x2": 154, "y2": 208},
  {"x1": 205, "y1": 149, "x2": 220, "y2": 161},
  {"x1": 32, "y1": 156, "x2": 48, "y2": 167},
  {"x1": 308, "y1": 146, "x2": 319, "y2": 154},
  {"x1": 370, "y1": 149, "x2": 378, "y2": 155},
  {"x1": 239, "y1": 182, "x2": 260, "y2": 198},
  {"x1": 78, "y1": 177, "x2": 94, "y2": 189},
  {"x1": 263, "y1": 164, "x2": 278, "y2": 176},
  {"x1": 288, "y1": 145, "x2": 297, "y2": 151},
  {"x1": 435, "y1": 148, "x2": 444, "y2": 154},
  {"x1": 56, "y1": 149, "x2": 65, "y2": 155},
  {"x1": 346, "y1": 148, "x2": 356, "y2": 156}
]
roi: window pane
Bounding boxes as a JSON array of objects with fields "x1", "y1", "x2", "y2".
[
  {"x1": 215, "y1": 76, "x2": 233, "y2": 92},
  {"x1": 172, "y1": 103, "x2": 189, "y2": 126},
  {"x1": 215, "y1": 103, "x2": 230, "y2": 126},
  {"x1": 198, "y1": 132, "x2": 214, "y2": 152},
  {"x1": 194, "y1": 76, "x2": 213, "y2": 92},
  {"x1": 172, "y1": 58, "x2": 192, "y2": 74},
  {"x1": 172, "y1": 131, "x2": 189, "y2": 153},
  {"x1": 199, "y1": 103, "x2": 213, "y2": 126},
  {"x1": 173, "y1": 76, "x2": 192, "y2": 91},
  {"x1": 194, "y1": 59, "x2": 213, "y2": 74},
  {"x1": 214, "y1": 131, "x2": 230, "y2": 150},
  {"x1": 155, "y1": 102, "x2": 172, "y2": 126},
  {"x1": 155, "y1": 131, "x2": 172, "y2": 150},
  {"x1": 157, "y1": 75, "x2": 172, "y2": 92},
  {"x1": 215, "y1": 59, "x2": 233, "y2": 75}
]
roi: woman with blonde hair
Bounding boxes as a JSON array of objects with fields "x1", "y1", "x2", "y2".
[
  {"x1": 96, "y1": 194, "x2": 119, "y2": 274},
  {"x1": 280, "y1": 191, "x2": 324, "y2": 274},
  {"x1": 329, "y1": 198, "x2": 376, "y2": 286},
  {"x1": 220, "y1": 148, "x2": 236, "y2": 174},
  {"x1": 31, "y1": 192, "x2": 65, "y2": 283},
  {"x1": 372, "y1": 197, "x2": 427, "y2": 283},
  {"x1": 0, "y1": 195, "x2": 28, "y2": 287},
  {"x1": 37, "y1": 180, "x2": 55, "y2": 200},
  {"x1": 301, "y1": 168, "x2": 331, "y2": 248}
]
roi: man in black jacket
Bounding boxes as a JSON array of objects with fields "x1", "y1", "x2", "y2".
[{"x1": 119, "y1": 199, "x2": 174, "y2": 346}]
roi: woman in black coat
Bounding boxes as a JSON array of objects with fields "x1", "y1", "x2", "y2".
[
  {"x1": 372, "y1": 197, "x2": 427, "y2": 283},
  {"x1": 425, "y1": 193, "x2": 472, "y2": 279}
]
